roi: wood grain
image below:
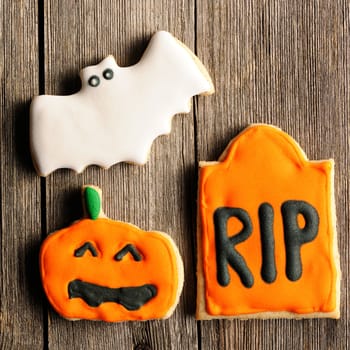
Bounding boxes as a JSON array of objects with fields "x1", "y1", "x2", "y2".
[
  {"x1": 0, "y1": 1, "x2": 43, "y2": 349},
  {"x1": 196, "y1": 0, "x2": 349, "y2": 349},
  {"x1": 0, "y1": 1, "x2": 349, "y2": 349}
]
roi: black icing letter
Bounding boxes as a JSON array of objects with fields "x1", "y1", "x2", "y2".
[
  {"x1": 258, "y1": 203, "x2": 277, "y2": 283},
  {"x1": 214, "y1": 207, "x2": 254, "y2": 288},
  {"x1": 281, "y1": 200, "x2": 319, "y2": 281}
]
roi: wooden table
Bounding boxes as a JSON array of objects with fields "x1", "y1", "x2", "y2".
[{"x1": 1, "y1": 1, "x2": 349, "y2": 349}]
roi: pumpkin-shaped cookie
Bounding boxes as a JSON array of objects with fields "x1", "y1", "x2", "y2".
[{"x1": 40, "y1": 185, "x2": 184, "y2": 322}]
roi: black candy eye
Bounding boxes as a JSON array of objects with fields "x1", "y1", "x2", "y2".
[
  {"x1": 74, "y1": 242, "x2": 98, "y2": 257},
  {"x1": 103, "y1": 68, "x2": 114, "y2": 80},
  {"x1": 88, "y1": 75, "x2": 100, "y2": 87},
  {"x1": 114, "y1": 244, "x2": 142, "y2": 262}
]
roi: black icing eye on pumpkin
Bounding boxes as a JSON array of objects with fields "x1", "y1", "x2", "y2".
[
  {"x1": 103, "y1": 68, "x2": 114, "y2": 80},
  {"x1": 74, "y1": 242, "x2": 98, "y2": 257},
  {"x1": 114, "y1": 244, "x2": 142, "y2": 262},
  {"x1": 88, "y1": 75, "x2": 100, "y2": 87}
]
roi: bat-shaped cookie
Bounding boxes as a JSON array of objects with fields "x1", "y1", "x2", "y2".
[{"x1": 30, "y1": 31, "x2": 214, "y2": 176}]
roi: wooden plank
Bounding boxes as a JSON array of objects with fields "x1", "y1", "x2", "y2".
[
  {"x1": 196, "y1": 0, "x2": 349, "y2": 349},
  {"x1": 0, "y1": 1, "x2": 43, "y2": 349},
  {"x1": 43, "y1": 1, "x2": 198, "y2": 349}
]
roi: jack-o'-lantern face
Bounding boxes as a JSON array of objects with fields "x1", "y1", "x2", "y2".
[{"x1": 40, "y1": 186, "x2": 183, "y2": 322}]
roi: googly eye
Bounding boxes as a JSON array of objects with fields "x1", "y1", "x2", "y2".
[
  {"x1": 103, "y1": 68, "x2": 114, "y2": 80},
  {"x1": 88, "y1": 75, "x2": 100, "y2": 87}
]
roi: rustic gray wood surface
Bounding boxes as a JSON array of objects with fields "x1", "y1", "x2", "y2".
[{"x1": 0, "y1": 1, "x2": 349, "y2": 349}]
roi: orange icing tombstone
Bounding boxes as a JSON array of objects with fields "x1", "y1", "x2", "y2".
[
  {"x1": 197, "y1": 124, "x2": 340, "y2": 319},
  {"x1": 40, "y1": 186, "x2": 183, "y2": 322}
]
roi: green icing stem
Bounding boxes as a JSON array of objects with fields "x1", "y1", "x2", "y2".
[{"x1": 84, "y1": 187, "x2": 101, "y2": 220}]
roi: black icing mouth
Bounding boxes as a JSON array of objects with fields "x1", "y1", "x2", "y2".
[{"x1": 68, "y1": 279, "x2": 157, "y2": 310}]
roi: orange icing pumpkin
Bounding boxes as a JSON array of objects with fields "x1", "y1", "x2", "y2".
[
  {"x1": 197, "y1": 124, "x2": 340, "y2": 319},
  {"x1": 40, "y1": 186, "x2": 183, "y2": 322}
]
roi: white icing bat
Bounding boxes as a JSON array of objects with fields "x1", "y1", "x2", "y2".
[{"x1": 30, "y1": 31, "x2": 214, "y2": 176}]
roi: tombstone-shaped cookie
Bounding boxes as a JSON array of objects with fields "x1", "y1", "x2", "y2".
[
  {"x1": 196, "y1": 124, "x2": 340, "y2": 319},
  {"x1": 40, "y1": 185, "x2": 184, "y2": 322},
  {"x1": 30, "y1": 31, "x2": 214, "y2": 176}
]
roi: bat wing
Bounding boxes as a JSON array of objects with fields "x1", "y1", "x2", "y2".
[
  {"x1": 120, "y1": 31, "x2": 214, "y2": 161},
  {"x1": 30, "y1": 94, "x2": 119, "y2": 176}
]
